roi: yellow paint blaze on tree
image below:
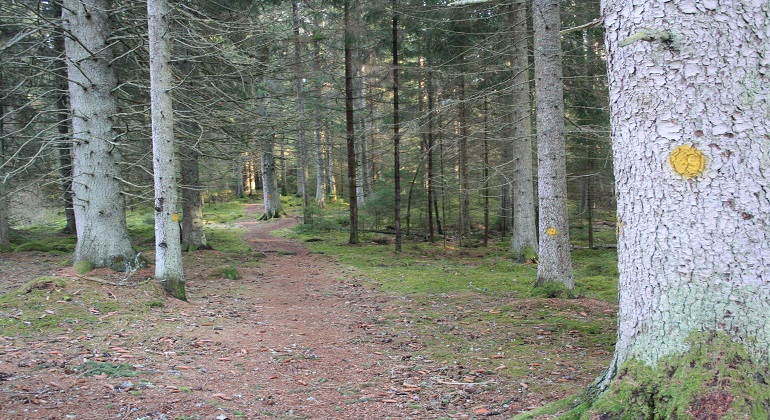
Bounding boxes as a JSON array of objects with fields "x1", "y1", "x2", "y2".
[
  {"x1": 670, "y1": 145, "x2": 706, "y2": 178},
  {"x1": 171, "y1": 213, "x2": 179, "y2": 222},
  {"x1": 546, "y1": 227, "x2": 558, "y2": 236}
]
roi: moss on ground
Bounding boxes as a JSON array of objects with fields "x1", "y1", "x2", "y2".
[
  {"x1": 0, "y1": 276, "x2": 156, "y2": 337},
  {"x1": 555, "y1": 333, "x2": 770, "y2": 419}
]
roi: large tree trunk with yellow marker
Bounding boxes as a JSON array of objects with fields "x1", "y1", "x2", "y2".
[
  {"x1": 578, "y1": 0, "x2": 770, "y2": 416},
  {"x1": 148, "y1": 0, "x2": 185, "y2": 300},
  {"x1": 533, "y1": 0, "x2": 574, "y2": 288}
]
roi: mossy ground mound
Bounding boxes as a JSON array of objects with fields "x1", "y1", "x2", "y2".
[{"x1": 571, "y1": 333, "x2": 770, "y2": 419}]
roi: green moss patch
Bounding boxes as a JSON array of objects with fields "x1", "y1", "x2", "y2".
[
  {"x1": 14, "y1": 236, "x2": 76, "y2": 253},
  {"x1": 578, "y1": 333, "x2": 770, "y2": 419},
  {"x1": 212, "y1": 264, "x2": 241, "y2": 280},
  {"x1": 0, "y1": 276, "x2": 151, "y2": 337},
  {"x1": 74, "y1": 260, "x2": 95, "y2": 274}
]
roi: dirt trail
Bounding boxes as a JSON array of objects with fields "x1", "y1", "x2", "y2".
[{"x1": 0, "y1": 205, "x2": 429, "y2": 419}]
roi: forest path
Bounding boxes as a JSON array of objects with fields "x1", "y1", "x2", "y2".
[
  {"x1": 200, "y1": 203, "x2": 410, "y2": 418},
  {"x1": 1, "y1": 205, "x2": 416, "y2": 419}
]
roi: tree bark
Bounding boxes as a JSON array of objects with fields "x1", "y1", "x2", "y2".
[
  {"x1": 0, "y1": 135, "x2": 8, "y2": 246},
  {"x1": 598, "y1": 0, "x2": 770, "y2": 385},
  {"x1": 354, "y1": 73, "x2": 368, "y2": 207},
  {"x1": 510, "y1": 0, "x2": 538, "y2": 261},
  {"x1": 234, "y1": 159, "x2": 244, "y2": 198},
  {"x1": 64, "y1": 0, "x2": 137, "y2": 271},
  {"x1": 148, "y1": 0, "x2": 185, "y2": 300},
  {"x1": 180, "y1": 144, "x2": 210, "y2": 251},
  {"x1": 327, "y1": 129, "x2": 337, "y2": 200},
  {"x1": 293, "y1": 1, "x2": 308, "y2": 208},
  {"x1": 260, "y1": 133, "x2": 285, "y2": 220},
  {"x1": 533, "y1": 0, "x2": 574, "y2": 288},
  {"x1": 392, "y1": 0, "x2": 402, "y2": 252},
  {"x1": 344, "y1": 0, "x2": 359, "y2": 244},
  {"x1": 51, "y1": 1, "x2": 76, "y2": 235},
  {"x1": 427, "y1": 68, "x2": 436, "y2": 242},
  {"x1": 483, "y1": 97, "x2": 489, "y2": 247},
  {"x1": 312, "y1": 31, "x2": 326, "y2": 208},
  {"x1": 458, "y1": 72, "x2": 471, "y2": 246},
  {"x1": 247, "y1": 158, "x2": 257, "y2": 196}
]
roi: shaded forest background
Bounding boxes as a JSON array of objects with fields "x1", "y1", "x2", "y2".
[{"x1": 0, "y1": 0, "x2": 612, "y2": 248}]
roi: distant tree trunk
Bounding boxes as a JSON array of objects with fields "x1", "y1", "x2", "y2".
[
  {"x1": 483, "y1": 97, "x2": 489, "y2": 247},
  {"x1": 586, "y1": 178, "x2": 594, "y2": 249},
  {"x1": 533, "y1": 0, "x2": 574, "y2": 288},
  {"x1": 247, "y1": 158, "x2": 258, "y2": 196},
  {"x1": 354, "y1": 73, "x2": 369, "y2": 206},
  {"x1": 312, "y1": 33, "x2": 326, "y2": 208},
  {"x1": 458, "y1": 73, "x2": 471, "y2": 246},
  {"x1": 260, "y1": 134, "x2": 285, "y2": 220},
  {"x1": 64, "y1": 0, "x2": 137, "y2": 271},
  {"x1": 279, "y1": 138, "x2": 287, "y2": 194},
  {"x1": 180, "y1": 144, "x2": 210, "y2": 251},
  {"x1": 148, "y1": 0, "x2": 185, "y2": 300},
  {"x1": 344, "y1": 0, "x2": 359, "y2": 244},
  {"x1": 0, "y1": 135, "x2": 8, "y2": 246},
  {"x1": 427, "y1": 68, "x2": 436, "y2": 242},
  {"x1": 52, "y1": 1, "x2": 76, "y2": 235},
  {"x1": 234, "y1": 159, "x2": 245, "y2": 198},
  {"x1": 293, "y1": 1, "x2": 308, "y2": 208},
  {"x1": 510, "y1": 0, "x2": 538, "y2": 261},
  {"x1": 392, "y1": 0, "x2": 402, "y2": 252},
  {"x1": 242, "y1": 156, "x2": 251, "y2": 196},
  {"x1": 0, "y1": 68, "x2": 7, "y2": 245},
  {"x1": 327, "y1": 129, "x2": 337, "y2": 200}
]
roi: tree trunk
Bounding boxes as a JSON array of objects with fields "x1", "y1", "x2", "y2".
[
  {"x1": 64, "y1": 0, "x2": 137, "y2": 271},
  {"x1": 180, "y1": 144, "x2": 210, "y2": 251},
  {"x1": 293, "y1": 1, "x2": 308, "y2": 208},
  {"x1": 148, "y1": 0, "x2": 185, "y2": 300},
  {"x1": 234, "y1": 159, "x2": 245, "y2": 198},
  {"x1": 587, "y1": 2, "x2": 770, "y2": 411},
  {"x1": 247, "y1": 158, "x2": 257, "y2": 196},
  {"x1": 260, "y1": 133, "x2": 285, "y2": 220},
  {"x1": 392, "y1": 0, "x2": 402, "y2": 252},
  {"x1": 458, "y1": 73, "x2": 471, "y2": 246},
  {"x1": 0, "y1": 68, "x2": 7, "y2": 246},
  {"x1": 327, "y1": 129, "x2": 337, "y2": 200},
  {"x1": 427, "y1": 68, "x2": 436, "y2": 242},
  {"x1": 533, "y1": 0, "x2": 574, "y2": 288},
  {"x1": 312, "y1": 32, "x2": 327, "y2": 208},
  {"x1": 354, "y1": 72, "x2": 369, "y2": 207},
  {"x1": 51, "y1": 1, "x2": 76, "y2": 235},
  {"x1": 483, "y1": 97, "x2": 489, "y2": 247},
  {"x1": 344, "y1": 0, "x2": 359, "y2": 244},
  {"x1": 0, "y1": 134, "x2": 8, "y2": 246},
  {"x1": 510, "y1": 0, "x2": 538, "y2": 261}
]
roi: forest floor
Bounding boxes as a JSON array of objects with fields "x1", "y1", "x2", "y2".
[{"x1": 0, "y1": 204, "x2": 615, "y2": 419}]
